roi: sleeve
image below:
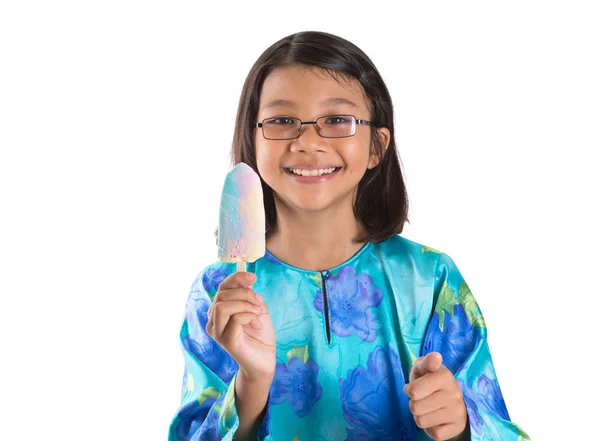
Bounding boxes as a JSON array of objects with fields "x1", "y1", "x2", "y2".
[
  {"x1": 420, "y1": 253, "x2": 530, "y2": 441},
  {"x1": 168, "y1": 263, "x2": 273, "y2": 441}
]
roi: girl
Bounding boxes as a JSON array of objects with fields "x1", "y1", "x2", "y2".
[{"x1": 169, "y1": 31, "x2": 529, "y2": 441}]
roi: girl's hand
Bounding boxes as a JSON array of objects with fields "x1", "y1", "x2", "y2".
[
  {"x1": 206, "y1": 271, "x2": 276, "y2": 382},
  {"x1": 404, "y1": 352, "x2": 469, "y2": 441}
]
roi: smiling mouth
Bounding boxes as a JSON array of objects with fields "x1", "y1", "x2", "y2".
[{"x1": 284, "y1": 167, "x2": 341, "y2": 177}]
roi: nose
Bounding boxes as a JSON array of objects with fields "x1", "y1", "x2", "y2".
[{"x1": 290, "y1": 123, "x2": 327, "y2": 153}]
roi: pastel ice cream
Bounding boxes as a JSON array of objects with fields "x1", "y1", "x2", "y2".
[{"x1": 218, "y1": 163, "x2": 266, "y2": 265}]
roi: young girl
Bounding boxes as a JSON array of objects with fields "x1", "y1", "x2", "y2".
[{"x1": 169, "y1": 31, "x2": 529, "y2": 441}]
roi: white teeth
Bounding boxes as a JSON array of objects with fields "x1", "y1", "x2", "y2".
[{"x1": 289, "y1": 167, "x2": 337, "y2": 176}]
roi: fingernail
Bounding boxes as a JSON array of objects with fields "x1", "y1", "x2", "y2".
[
  {"x1": 245, "y1": 273, "x2": 256, "y2": 282},
  {"x1": 256, "y1": 294, "x2": 264, "y2": 303}
]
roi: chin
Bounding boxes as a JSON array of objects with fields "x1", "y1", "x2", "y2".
[
  {"x1": 273, "y1": 187, "x2": 352, "y2": 214},
  {"x1": 290, "y1": 196, "x2": 340, "y2": 213}
]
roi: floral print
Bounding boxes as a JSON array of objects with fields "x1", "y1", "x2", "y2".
[
  {"x1": 339, "y1": 344, "x2": 415, "y2": 441},
  {"x1": 459, "y1": 373, "x2": 510, "y2": 436},
  {"x1": 182, "y1": 298, "x2": 238, "y2": 383},
  {"x1": 314, "y1": 266, "x2": 383, "y2": 342},
  {"x1": 270, "y1": 347, "x2": 322, "y2": 417},
  {"x1": 201, "y1": 265, "x2": 229, "y2": 297},
  {"x1": 422, "y1": 303, "x2": 482, "y2": 374},
  {"x1": 171, "y1": 392, "x2": 222, "y2": 441},
  {"x1": 169, "y1": 236, "x2": 529, "y2": 440}
]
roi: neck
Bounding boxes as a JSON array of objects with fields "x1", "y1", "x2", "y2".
[{"x1": 266, "y1": 199, "x2": 367, "y2": 272}]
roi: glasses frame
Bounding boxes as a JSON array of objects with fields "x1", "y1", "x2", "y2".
[{"x1": 254, "y1": 114, "x2": 372, "y2": 140}]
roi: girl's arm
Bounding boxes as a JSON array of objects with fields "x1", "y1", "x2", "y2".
[
  {"x1": 421, "y1": 252, "x2": 530, "y2": 441},
  {"x1": 168, "y1": 265, "x2": 273, "y2": 441},
  {"x1": 234, "y1": 371, "x2": 272, "y2": 440}
]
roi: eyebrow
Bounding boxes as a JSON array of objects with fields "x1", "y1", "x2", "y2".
[{"x1": 261, "y1": 97, "x2": 359, "y2": 110}]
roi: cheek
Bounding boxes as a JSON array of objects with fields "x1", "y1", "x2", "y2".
[
  {"x1": 342, "y1": 140, "x2": 372, "y2": 172},
  {"x1": 254, "y1": 139, "x2": 268, "y2": 168},
  {"x1": 254, "y1": 141, "x2": 279, "y2": 181}
]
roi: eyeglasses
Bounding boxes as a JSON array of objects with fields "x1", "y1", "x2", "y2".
[{"x1": 254, "y1": 114, "x2": 372, "y2": 140}]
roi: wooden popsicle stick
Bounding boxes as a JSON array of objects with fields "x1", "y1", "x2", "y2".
[{"x1": 236, "y1": 261, "x2": 246, "y2": 273}]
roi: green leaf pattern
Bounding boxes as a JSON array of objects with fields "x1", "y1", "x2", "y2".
[
  {"x1": 435, "y1": 281, "x2": 486, "y2": 331},
  {"x1": 287, "y1": 345, "x2": 309, "y2": 363},
  {"x1": 198, "y1": 386, "x2": 220, "y2": 406}
]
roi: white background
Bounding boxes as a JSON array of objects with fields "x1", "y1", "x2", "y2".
[{"x1": 1, "y1": 1, "x2": 598, "y2": 440}]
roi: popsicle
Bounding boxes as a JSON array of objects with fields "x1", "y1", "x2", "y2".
[{"x1": 217, "y1": 162, "x2": 266, "y2": 272}]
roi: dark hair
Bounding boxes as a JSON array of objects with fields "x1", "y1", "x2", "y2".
[{"x1": 231, "y1": 31, "x2": 409, "y2": 243}]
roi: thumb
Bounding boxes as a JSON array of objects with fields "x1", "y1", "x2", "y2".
[{"x1": 409, "y1": 352, "x2": 443, "y2": 382}]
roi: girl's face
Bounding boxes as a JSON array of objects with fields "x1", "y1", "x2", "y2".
[{"x1": 255, "y1": 64, "x2": 389, "y2": 216}]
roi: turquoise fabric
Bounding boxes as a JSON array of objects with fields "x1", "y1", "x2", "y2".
[{"x1": 169, "y1": 235, "x2": 529, "y2": 441}]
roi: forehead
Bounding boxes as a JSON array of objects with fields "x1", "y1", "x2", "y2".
[{"x1": 258, "y1": 64, "x2": 369, "y2": 112}]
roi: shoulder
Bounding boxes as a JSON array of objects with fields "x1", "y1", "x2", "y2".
[
  {"x1": 373, "y1": 235, "x2": 466, "y2": 281},
  {"x1": 374, "y1": 234, "x2": 447, "y2": 264}
]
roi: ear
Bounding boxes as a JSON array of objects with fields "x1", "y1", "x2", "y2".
[{"x1": 368, "y1": 127, "x2": 391, "y2": 169}]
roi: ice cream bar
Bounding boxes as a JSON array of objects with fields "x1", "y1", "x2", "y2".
[{"x1": 217, "y1": 163, "x2": 266, "y2": 271}]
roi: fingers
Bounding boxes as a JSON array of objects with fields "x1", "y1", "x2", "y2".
[
  {"x1": 413, "y1": 406, "x2": 467, "y2": 441},
  {"x1": 220, "y1": 311, "x2": 266, "y2": 346},
  {"x1": 409, "y1": 352, "x2": 443, "y2": 382},
  {"x1": 428, "y1": 425, "x2": 468, "y2": 441},
  {"x1": 408, "y1": 389, "x2": 461, "y2": 416},
  {"x1": 209, "y1": 287, "x2": 264, "y2": 315},
  {"x1": 405, "y1": 362, "x2": 468, "y2": 441},
  {"x1": 405, "y1": 365, "x2": 453, "y2": 401},
  {"x1": 413, "y1": 404, "x2": 464, "y2": 429},
  {"x1": 209, "y1": 301, "x2": 265, "y2": 338},
  {"x1": 206, "y1": 272, "x2": 267, "y2": 343},
  {"x1": 218, "y1": 271, "x2": 257, "y2": 291}
]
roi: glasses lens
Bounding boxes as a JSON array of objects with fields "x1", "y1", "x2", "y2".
[
  {"x1": 262, "y1": 117, "x2": 300, "y2": 139},
  {"x1": 317, "y1": 115, "x2": 356, "y2": 138}
]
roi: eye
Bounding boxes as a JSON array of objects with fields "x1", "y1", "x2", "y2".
[
  {"x1": 323, "y1": 116, "x2": 352, "y2": 125},
  {"x1": 268, "y1": 117, "x2": 296, "y2": 125}
]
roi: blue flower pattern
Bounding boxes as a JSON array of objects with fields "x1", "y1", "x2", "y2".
[
  {"x1": 202, "y1": 265, "x2": 229, "y2": 296},
  {"x1": 270, "y1": 357, "x2": 322, "y2": 418},
  {"x1": 422, "y1": 304, "x2": 482, "y2": 374},
  {"x1": 314, "y1": 266, "x2": 383, "y2": 342},
  {"x1": 182, "y1": 299, "x2": 238, "y2": 383},
  {"x1": 459, "y1": 373, "x2": 510, "y2": 436},
  {"x1": 339, "y1": 345, "x2": 416, "y2": 441},
  {"x1": 173, "y1": 395, "x2": 221, "y2": 441}
]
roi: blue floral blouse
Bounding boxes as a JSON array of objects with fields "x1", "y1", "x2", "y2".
[{"x1": 168, "y1": 235, "x2": 529, "y2": 441}]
